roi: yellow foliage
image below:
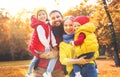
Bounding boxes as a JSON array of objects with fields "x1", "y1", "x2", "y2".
[{"x1": 0, "y1": 60, "x2": 120, "y2": 77}]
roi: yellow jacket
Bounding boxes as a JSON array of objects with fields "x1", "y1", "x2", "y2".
[
  {"x1": 74, "y1": 22, "x2": 99, "y2": 63},
  {"x1": 59, "y1": 42, "x2": 74, "y2": 77}
]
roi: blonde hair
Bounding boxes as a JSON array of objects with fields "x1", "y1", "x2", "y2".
[
  {"x1": 33, "y1": 7, "x2": 47, "y2": 19},
  {"x1": 63, "y1": 16, "x2": 74, "y2": 24}
]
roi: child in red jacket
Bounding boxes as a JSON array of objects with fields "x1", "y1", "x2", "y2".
[{"x1": 27, "y1": 7, "x2": 58, "y2": 77}]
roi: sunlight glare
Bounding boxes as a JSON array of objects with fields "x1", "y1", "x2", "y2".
[{"x1": 0, "y1": 0, "x2": 93, "y2": 15}]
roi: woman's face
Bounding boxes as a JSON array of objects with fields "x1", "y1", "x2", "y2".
[
  {"x1": 37, "y1": 11, "x2": 47, "y2": 22},
  {"x1": 49, "y1": 12, "x2": 63, "y2": 27},
  {"x1": 64, "y1": 19, "x2": 74, "y2": 34}
]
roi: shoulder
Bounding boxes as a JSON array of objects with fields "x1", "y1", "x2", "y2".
[
  {"x1": 36, "y1": 25, "x2": 44, "y2": 30},
  {"x1": 59, "y1": 42, "x2": 73, "y2": 48}
]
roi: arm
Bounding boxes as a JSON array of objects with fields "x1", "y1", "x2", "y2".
[
  {"x1": 39, "y1": 49, "x2": 58, "y2": 59},
  {"x1": 67, "y1": 56, "x2": 88, "y2": 65},
  {"x1": 37, "y1": 25, "x2": 49, "y2": 48},
  {"x1": 71, "y1": 33, "x2": 85, "y2": 46},
  {"x1": 59, "y1": 42, "x2": 73, "y2": 65},
  {"x1": 51, "y1": 31, "x2": 57, "y2": 47},
  {"x1": 74, "y1": 33, "x2": 85, "y2": 46},
  {"x1": 67, "y1": 51, "x2": 99, "y2": 65}
]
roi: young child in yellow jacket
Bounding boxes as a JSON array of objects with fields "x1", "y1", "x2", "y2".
[{"x1": 70, "y1": 16, "x2": 99, "y2": 77}]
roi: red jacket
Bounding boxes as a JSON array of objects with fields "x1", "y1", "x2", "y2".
[
  {"x1": 29, "y1": 15, "x2": 49, "y2": 57},
  {"x1": 29, "y1": 15, "x2": 63, "y2": 70}
]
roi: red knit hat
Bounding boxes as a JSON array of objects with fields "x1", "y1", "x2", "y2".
[{"x1": 74, "y1": 16, "x2": 89, "y2": 25}]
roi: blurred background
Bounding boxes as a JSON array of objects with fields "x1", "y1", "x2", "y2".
[{"x1": 0, "y1": 0, "x2": 120, "y2": 62}]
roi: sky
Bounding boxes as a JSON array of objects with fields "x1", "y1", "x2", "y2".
[{"x1": 0, "y1": 0, "x2": 97, "y2": 15}]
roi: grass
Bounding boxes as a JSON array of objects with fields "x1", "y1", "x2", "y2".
[
  {"x1": 0, "y1": 59, "x2": 120, "y2": 77},
  {"x1": 0, "y1": 60, "x2": 30, "y2": 77},
  {"x1": 0, "y1": 60, "x2": 30, "y2": 66},
  {"x1": 96, "y1": 59, "x2": 120, "y2": 77}
]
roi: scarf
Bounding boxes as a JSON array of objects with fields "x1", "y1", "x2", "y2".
[{"x1": 63, "y1": 32, "x2": 74, "y2": 43}]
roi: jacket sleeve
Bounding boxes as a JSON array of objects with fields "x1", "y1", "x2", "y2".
[
  {"x1": 31, "y1": 50, "x2": 39, "y2": 58},
  {"x1": 37, "y1": 25, "x2": 50, "y2": 48},
  {"x1": 59, "y1": 42, "x2": 69, "y2": 65},
  {"x1": 74, "y1": 33, "x2": 85, "y2": 46},
  {"x1": 51, "y1": 31, "x2": 57, "y2": 47}
]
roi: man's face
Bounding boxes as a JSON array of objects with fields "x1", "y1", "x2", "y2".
[{"x1": 49, "y1": 12, "x2": 63, "y2": 27}]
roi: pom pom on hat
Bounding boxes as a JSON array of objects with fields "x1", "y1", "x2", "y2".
[{"x1": 74, "y1": 16, "x2": 89, "y2": 25}]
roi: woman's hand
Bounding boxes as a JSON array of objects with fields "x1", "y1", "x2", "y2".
[
  {"x1": 67, "y1": 56, "x2": 95, "y2": 65},
  {"x1": 76, "y1": 56, "x2": 89, "y2": 64},
  {"x1": 67, "y1": 56, "x2": 88, "y2": 65},
  {"x1": 77, "y1": 56, "x2": 95, "y2": 64}
]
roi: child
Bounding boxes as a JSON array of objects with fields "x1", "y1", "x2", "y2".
[
  {"x1": 59, "y1": 16, "x2": 75, "y2": 77},
  {"x1": 27, "y1": 7, "x2": 58, "y2": 77},
  {"x1": 70, "y1": 16, "x2": 99, "y2": 77}
]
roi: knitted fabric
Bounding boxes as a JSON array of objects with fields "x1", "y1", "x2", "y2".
[
  {"x1": 63, "y1": 33, "x2": 74, "y2": 43},
  {"x1": 74, "y1": 16, "x2": 89, "y2": 25}
]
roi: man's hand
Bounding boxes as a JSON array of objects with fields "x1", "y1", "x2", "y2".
[
  {"x1": 39, "y1": 52, "x2": 50, "y2": 59},
  {"x1": 48, "y1": 50, "x2": 58, "y2": 58},
  {"x1": 39, "y1": 49, "x2": 58, "y2": 59}
]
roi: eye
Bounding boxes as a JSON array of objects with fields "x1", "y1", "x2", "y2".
[
  {"x1": 74, "y1": 25, "x2": 77, "y2": 27},
  {"x1": 52, "y1": 17, "x2": 55, "y2": 20},
  {"x1": 70, "y1": 24, "x2": 73, "y2": 27},
  {"x1": 64, "y1": 24, "x2": 67, "y2": 27},
  {"x1": 78, "y1": 24, "x2": 81, "y2": 26},
  {"x1": 57, "y1": 15, "x2": 60, "y2": 18},
  {"x1": 38, "y1": 14, "x2": 41, "y2": 16}
]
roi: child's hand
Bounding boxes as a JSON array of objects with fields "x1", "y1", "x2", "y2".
[
  {"x1": 70, "y1": 41, "x2": 74, "y2": 46},
  {"x1": 45, "y1": 47, "x2": 50, "y2": 52}
]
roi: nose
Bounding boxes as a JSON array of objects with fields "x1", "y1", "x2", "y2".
[
  {"x1": 66, "y1": 26, "x2": 71, "y2": 29},
  {"x1": 54, "y1": 17, "x2": 59, "y2": 21}
]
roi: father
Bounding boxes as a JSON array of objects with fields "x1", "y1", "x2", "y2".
[{"x1": 31, "y1": 10, "x2": 64, "y2": 77}]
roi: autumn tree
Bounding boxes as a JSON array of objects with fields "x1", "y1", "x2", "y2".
[
  {"x1": 63, "y1": 0, "x2": 120, "y2": 62},
  {"x1": 0, "y1": 8, "x2": 33, "y2": 61}
]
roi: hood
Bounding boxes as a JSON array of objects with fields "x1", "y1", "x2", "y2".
[
  {"x1": 30, "y1": 15, "x2": 45, "y2": 29},
  {"x1": 77, "y1": 22, "x2": 96, "y2": 33}
]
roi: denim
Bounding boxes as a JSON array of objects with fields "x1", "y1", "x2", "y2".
[
  {"x1": 27, "y1": 56, "x2": 39, "y2": 75},
  {"x1": 70, "y1": 70, "x2": 75, "y2": 77},
  {"x1": 45, "y1": 48, "x2": 58, "y2": 72},
  {"x1": 47, "y1": 58, "x2": 58, "y2": 72},
  {"x1": 27, "y1": 49, "x2": 58, "y2": 75},
  {"x1": 71, "y1": 64, "x2": 98, "y2": 77}
]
